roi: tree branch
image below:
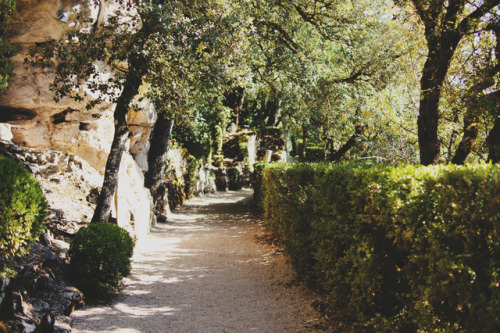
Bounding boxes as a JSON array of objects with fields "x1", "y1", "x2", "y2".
[{"x1": 458, "y1": 0, "x2": 499, "y2": 36}]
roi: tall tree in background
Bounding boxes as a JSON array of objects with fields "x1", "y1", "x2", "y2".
[
  {"x1": 143, "y1": 0, "x2": 249, "y2": 219},
  {"x1": 408, "y1": 0, "x2": 499, "y2": 165}
]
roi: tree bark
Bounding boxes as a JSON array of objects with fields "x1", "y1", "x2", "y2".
[
  {"x1": 330, "y1": 125, "x2": 365, "y2": 162},
  {"x1": 487, "y1": 117, "x2": 500, "y2": 163},
  {"x1": 451, "y1": 80, "x2": 496, "y2": 165},
  {"x1": 417, "y1": 33, "x2": 460, "y2": 165},
  {"x1": 91, "y1": 57, "x2": 147, "y2": 223},
  {"x1": 144, "y1": 116, "x2": 175, "y2": 216},
  {"x1": 266, "y1": 87, "x2": 281, "y2": 127},
  {"x1": 451, "y1": 112, "x2": 478, "y2": 165},
  {"x1": 486, "y1": 91, "x2": 500, "y2": 163},
  {"x1": 225, "y1": 87, "x2": 245, "y2": 128},
  {"x1": 412, "y1": 0, "x2": 498, "y2": 165},
  {"x1": 301, "y1": 124, "x2": 308, "y2": 161}
]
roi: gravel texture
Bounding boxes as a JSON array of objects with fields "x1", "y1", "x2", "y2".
[{"x1": 71, "y1": 189, "x2": 325, "y2": 332}]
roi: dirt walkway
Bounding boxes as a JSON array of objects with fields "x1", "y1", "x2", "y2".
[{"x1": 71, "y1": 189, "x2": 324, "y2": 332}]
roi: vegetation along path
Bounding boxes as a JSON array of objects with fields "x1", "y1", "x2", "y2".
[{"x1": 71, "y1": 189, "x2": 324, "y2": 332}]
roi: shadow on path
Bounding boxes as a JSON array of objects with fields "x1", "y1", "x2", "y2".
[{"x1": 71, "y1": 189, "x2": 322, "y2": 333}]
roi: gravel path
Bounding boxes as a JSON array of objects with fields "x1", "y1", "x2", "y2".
[{"x1": 71, "y1": 189, "x2": 324, "y2": 332}]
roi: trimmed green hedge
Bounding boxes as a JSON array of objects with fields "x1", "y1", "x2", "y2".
[{"x1": 256, "y1": 162, "x2": 500, "y2": 331}]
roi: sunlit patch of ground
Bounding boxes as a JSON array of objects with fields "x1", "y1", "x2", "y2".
[{"x1": 71, "y1": 189, "x2": 325, "y2": 332}]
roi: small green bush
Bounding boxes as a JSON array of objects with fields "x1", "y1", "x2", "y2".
[
  {"x1": 227, "y1": 167, "x2": 242, "y2": 191},
  {"x1": 305, "y1": 147, "x2": 324, "y2": 162},
  {"x1": 259, "y1": 162, "x2": 500, "y2": 331},
  {"x1": 0, "y1": 156, "x2": 47, "y2": 278},
  {"x1": 167, "y1": 179, "x2": 186, "y2": 210},
  {"x1": 69, "y1": 222, "x2": 134, "y2": 300},
  {"x1": 183, "y1": 155, "x2": 199, "y2": 200}
]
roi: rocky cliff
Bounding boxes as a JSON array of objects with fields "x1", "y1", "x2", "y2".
[{"x1": 0, "y1": 0, "x2": 155, "y2": 240}]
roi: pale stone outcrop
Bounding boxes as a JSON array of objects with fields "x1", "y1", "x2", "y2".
[
  {"x1": 0, "y1": 0, "x2": 156, "y2": 240},
  {"x1": 116, "y1": 153, "x2": 155, "y2": 241}
]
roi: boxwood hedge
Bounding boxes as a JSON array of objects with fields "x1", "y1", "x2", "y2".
[{"x1": 255, "y1": 162, "x2": 500, "y2": 332}]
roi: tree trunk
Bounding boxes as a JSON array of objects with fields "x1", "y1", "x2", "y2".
[
  {"x1": 301, "y1": 124, "x2": 308, "y2": 161},
  {"x1": 330, "y1": 125, "x2": 365, "y2": 162},
  {"x1": 266, "y1": 87, "x2": 281, "y2": 127},
  {"x1": 486, "y1": 91, "x2": 500, "y2": 163},
  {"x1": 235, "y1": 88, "x2": 245, "y2": 128},
  {"x1": 417, "y1": 35, "x2": 460, "y2": 165},
  {"x1": 144, "y1": 116, "x2": 175, "y2": 217},
  {"x1": 451, "y1": 111, "x2": 478, "y2": 165},
  {"x1": 450, "y1": 80, "x2": 495, "y2": 165},
  {"x1": 487, "y1": 117, "x2": 500, "y2": 163},
  {"x1": 91, "y1": 60, "x2": 147, "y2": 223},
  {"x1": 225, "y1": 87, "x2": 245, "y2": 128}
]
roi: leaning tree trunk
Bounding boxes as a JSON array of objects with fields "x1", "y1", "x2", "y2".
[
  {"x1": 451, "y1": 80, "x2": 495, "y2": 165},
  {"x1": 144, "y1": 115, "x2": 175, "y2": 218},
  {"x1": 91, "y1": 60, "x2": 147, "y2": 223},
  {"x1": 330, "y1": 124, "x2": 365, "y2": 162},
  {"x1": 451, "y1": 111, "x2": 478, "y2": 165}
]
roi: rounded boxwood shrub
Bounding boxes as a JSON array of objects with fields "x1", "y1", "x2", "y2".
[
  {"x1": 227, "y1": 167, "x2": 242, "y2": 191},
  {"x1": 0, "y1": 156, "x2": 47, "y2": 278},
  {"x1": 183, "y1": 155, "x2": 199, "y2": 200},
  {"x1": 69, "y1": 222, "x2": 134, "y2": 300}
]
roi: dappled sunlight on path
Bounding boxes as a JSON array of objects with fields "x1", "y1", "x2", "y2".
[{"x1": 71, "y1": 189, "x2": 322, "y2": 333}]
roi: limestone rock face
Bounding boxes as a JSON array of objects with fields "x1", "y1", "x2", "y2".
[
  {"x1": 0, "y1": 0, "x2": 156, "y2": 240},
  {"x1": 127, "y1": 98, "x2": 157, "y2": 173},
  {"x1": 0, "y1": 0, "x2": 112, "y2": 172},
  {"x1": 0, "y1": 0, "x2": 155, "y2": 173},
  {"x1": 116, "y1": 152, "x2": 155, "y2": 241}
]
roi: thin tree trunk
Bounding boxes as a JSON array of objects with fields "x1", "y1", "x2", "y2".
[
  {"x1": 144, "y1": 116, "x2": 175, "y2": 217},
  {"x1": 330, "y1": 125, "x2": 365, "y2": 162},
  {"x1": 92, "y1": 58, "x2": 147, "y2": 223},
  {"x1": 450, "y1": 80, "x2": 494, "y2": 165},
  {"x1": 487, "y1": 117, "x2": 500, "y2": 163},
  {"x1": 486, "y1": 91, "x2": 500, "y2": 163},
  {"x1": 301, "y1": 124, "x2": 308, "y2": 161},
  {"x1": 236, "y1": 88, "x2": 245, "y2": 128},
  {"x1": 92, "y1": 0, "x2": 108, "y2": 35},
  {"x1": 266, "y1": 87, "x2": 281, "y2": 127}
]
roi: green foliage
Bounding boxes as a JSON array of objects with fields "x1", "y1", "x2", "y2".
[
  {"x1": 258, "y1": 162, "x2": 500, "y2": 331},
  {"x1": 0, "y1": 0, "x2": 18, "y2": 91},
  {"x1": 174, "y1": 120, "x2": 212, "y2": 160},
  {"x1": 252, "y1": 162, "x2": 270, "y2": 213},
  {"x1": 0, "y1": 156, "x2": 47, "y2": 278},
  {"x1": 167, "y1": 180, "x2": 186, "y2": 210},
  {"x1": 305, "y1": 147, "x2": 324, "y2": 162},
  {"x1": 214, "y1": 168, "x2": 227, "y2": 192},
  {"x1": 183, "y1": 155, "x2": 199, "y2": 200},
  {"x1": 227, "y1": 167, "x2": 242, "y2": 191},
  {"x1": 69, "y1": 222, "x2": 134, "y2": 300}
]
